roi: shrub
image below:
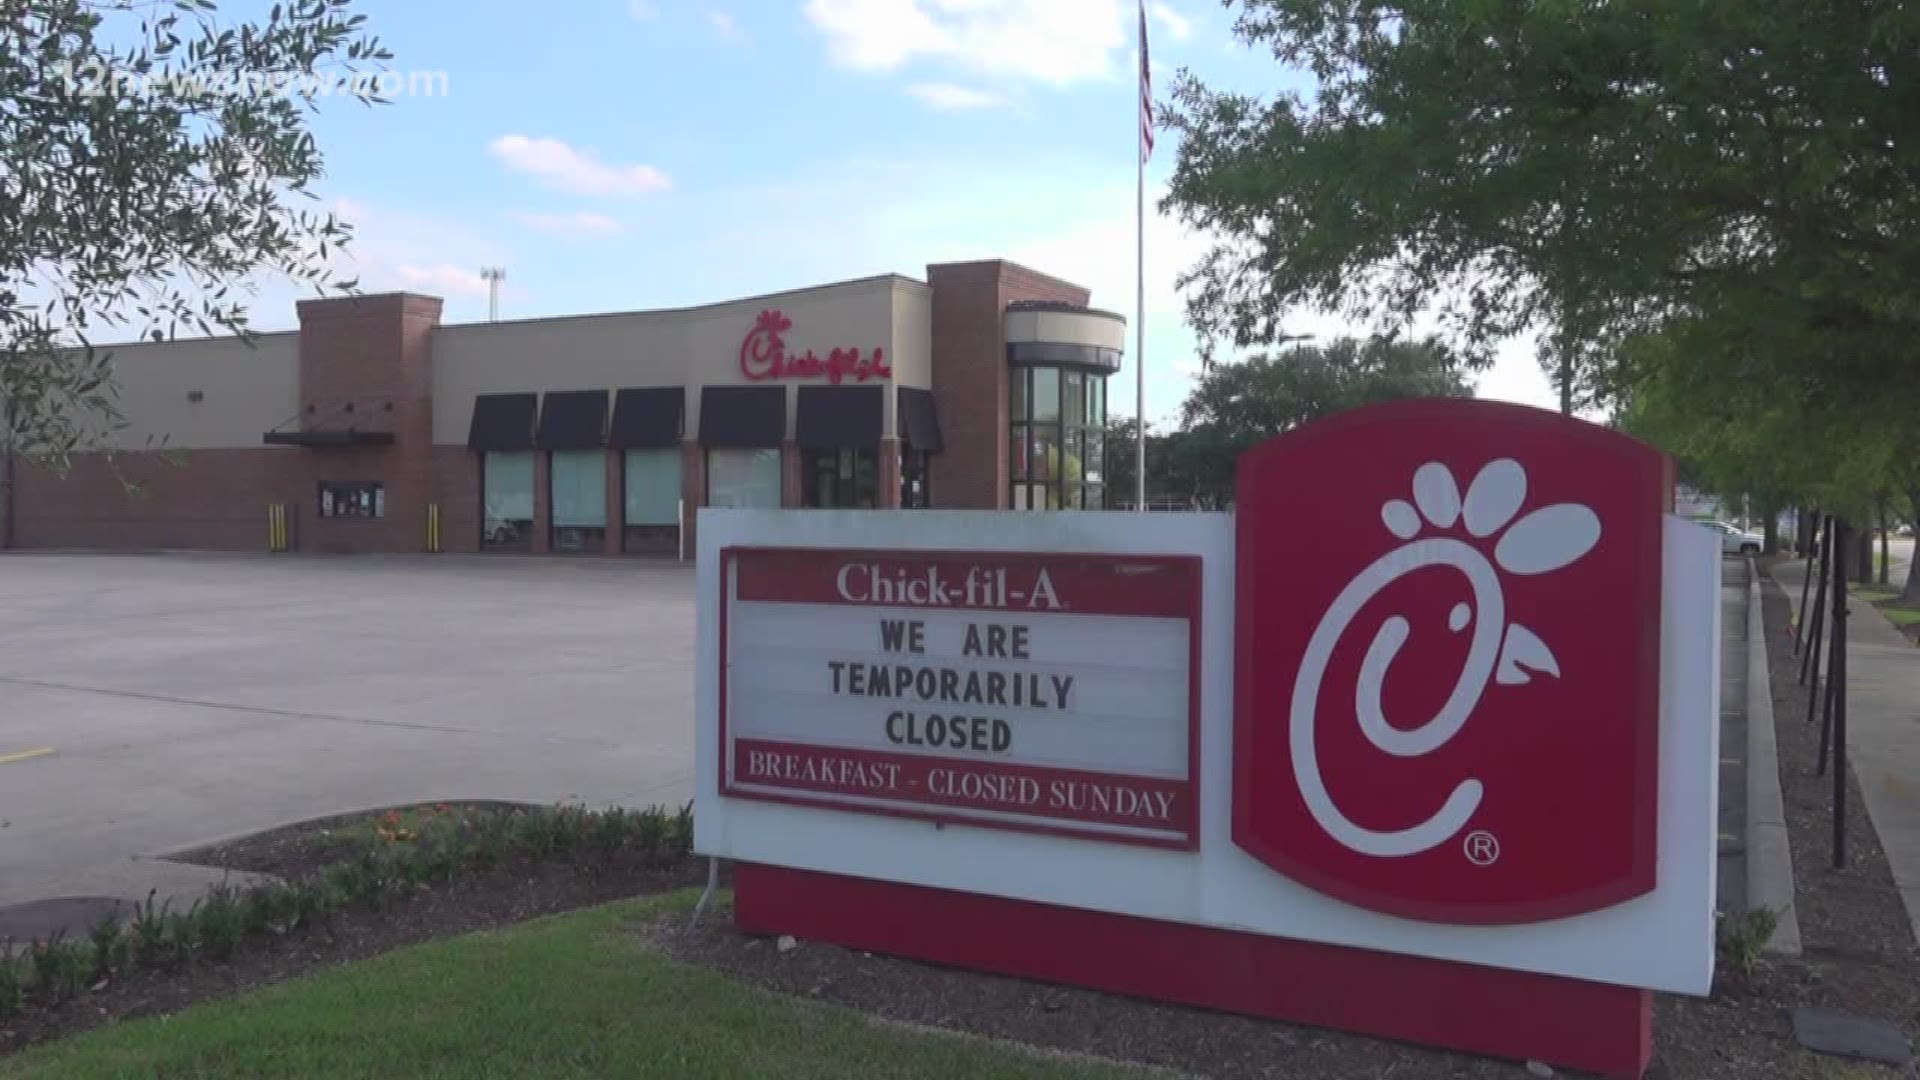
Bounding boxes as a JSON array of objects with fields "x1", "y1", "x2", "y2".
[
  {"x1": 88, "y1": 914, "x2": 129, "y2": 979},
  {"x1": 671, "y1": 802, "x2": 695, "y2": 856},
  {"x1": 515, "y1": 807, "x2": 559, "y2": 858},
  {"x1": 0, "y1": 950, "x2": 25, "y2": 1018},
  {"x1": 194, "y1": 887, "x2": 246, "y2": 961},
  {"x1": 241, "y1": 886, "x2": 278, "y2": 935},
  {"x1": 592, "y1": 807, "x2": 629, "y2": 856},
  {"x1": 132, "y1": 891, "x2": 178, "y2": 969},
  {"x1": 30, "y1": 933, "x2": 91, "y2": 1003},
  {"x1": 1716, "y1": 906, "x2": 1780, "y2": 977}
]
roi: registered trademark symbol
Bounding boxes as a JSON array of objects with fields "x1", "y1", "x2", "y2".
[{"x1": 1464, "y1": 830, "x2": 1500, "y2": 867}]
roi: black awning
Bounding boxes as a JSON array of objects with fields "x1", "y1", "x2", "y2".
[
  {"x1": 898, "y1": 387, "x2": 944, "y2": 454},
  {"x1": 536, "y1": 390, "x2": 609, "y2": 450},
  {"x1": 795, "y1": 386, "x2": 883, "y2": 451},
  {"x1": 468, "y1": 393, "x2": 538, "y2": 451},
  {"x1": 263, "y1": 429, "x2": 395, "y2": 448},
  {"x1": 609, "y1": 387, "x2": 685, "y2": 449},
  {"x1": 699, "y1": 386, "x2": 786, "y2": 448}
]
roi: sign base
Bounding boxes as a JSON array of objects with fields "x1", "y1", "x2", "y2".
[{"x1": 734, "y1": 862, "x2": 1653, "y2": 1079}]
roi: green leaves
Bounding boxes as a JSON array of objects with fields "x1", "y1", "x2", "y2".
[
  {"x1": 1166, "y1": 0, "x2": 1920, "y2": 412},
  {"x1": 1, "y1": 0, "x2": 383, "y2": 469},
  {"x1": 1110, "y1": 337, "x2": 1469, "y2": 507}
]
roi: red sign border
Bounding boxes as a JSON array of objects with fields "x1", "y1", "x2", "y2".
[
  {"x1": 1230, "y1": 398, "x2": 1672, "y2": 925},
  {"x1": 718, "y1": 545, "x2": 1204, "y2": 851}
]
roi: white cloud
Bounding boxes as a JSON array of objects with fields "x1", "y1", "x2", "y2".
[
  {"x1": 323, "y1": 198, "x2": 513, "y2": 310},
  {"x1": 515, "y1": 211, "x2": 626, "y2": 238},
  {"x1": 487, "y1": 135, "x2": 672, "y2": 197},
  {"x1": 907, "y1": 82, "x2": 1007, "y2": 110},
  {"x1": 804, "y1": 0, "x2": 1126, "y2": 87},
  {"x1": 706, "y1": 8, "x2": 741, "y2": 40},
  {"x1": 394, "y1": 264, "x2": 493, "y2": 299},
  {"x1": 627, "y1": 0, "x2": 657, "y2": 19},
  {"x1": 1149, "y1": 2, "x2": 1192, "y2": 42}
]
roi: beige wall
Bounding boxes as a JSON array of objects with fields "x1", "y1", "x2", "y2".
[
  {"x1": 93, "y1": 332, "x2": 301, "y2": 450},
  {"x1": 431, "y1": 274, "x2": 928, "y2": 444},
  {"x1": 1004, "y1": 308, "x2": 1126, "y2": 352}
]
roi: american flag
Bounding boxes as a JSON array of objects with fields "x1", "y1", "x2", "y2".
[{"x1": 1138, "y1": 2, "x2": 1154, "y2": 163}]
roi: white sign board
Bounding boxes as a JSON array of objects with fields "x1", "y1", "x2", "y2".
[{"x1": 720, "y1": 546, "x2": 1199, "y2": 847}]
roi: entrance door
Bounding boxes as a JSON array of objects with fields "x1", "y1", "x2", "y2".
[{"x1": 804, "y1": 447, "x2": 878, "y2": 508}]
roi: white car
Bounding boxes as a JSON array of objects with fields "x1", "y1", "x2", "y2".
[{"x1": 1698, "y1": 519, "x2": 1763, "y2": 556}]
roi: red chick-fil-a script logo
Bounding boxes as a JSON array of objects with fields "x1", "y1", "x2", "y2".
[
  {"x1": 1290, "y1": 459, "x2": 1597, "y2": 858},
  {"x1": 1232, "y1": 398, "x2": 1666, "y2": 926},
  {"x1": 739, "y1": 309, "x2": 891, "y2": 384}
]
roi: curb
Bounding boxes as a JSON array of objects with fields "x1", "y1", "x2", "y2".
[
  {"x1": 1745, "y1": 556, "x2": 1804, "y2": 956},
  {"x1": 148, "y1": 797, "x2": 546, "y2": 861}
]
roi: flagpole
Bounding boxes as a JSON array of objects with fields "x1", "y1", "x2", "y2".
[{"x1": 1133, "y1": 0, "x2": 1147, "y2": 513}]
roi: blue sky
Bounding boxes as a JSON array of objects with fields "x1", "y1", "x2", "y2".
[{"x1": 222, "y1": 0, "x2": 1557, "y2": 419}]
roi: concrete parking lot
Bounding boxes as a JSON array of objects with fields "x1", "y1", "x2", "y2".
[{"x1": 0, "y1": 552, "x2": 694, "y2": 910}]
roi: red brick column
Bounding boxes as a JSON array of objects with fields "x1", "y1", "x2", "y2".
[
  {"x1": 604, "y1": 448, "x2": 624, "y2": 555},
  {"x1": 926, "y1": 261, "x2": 1090, "y2": 510},
  {"x1": 781, "y1": 441, "x2": 803, "y2": 507},
  {"x1": 877, "y1": 437, "x2": 902, "y2": 508},
  {"x1": 532, "y1": 451, "x2": 552, "y2": 555}
]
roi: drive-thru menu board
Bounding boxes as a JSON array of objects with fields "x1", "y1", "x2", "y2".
[{"x1": 718, "y1": 547, "x2": 1200, "y2": 848}]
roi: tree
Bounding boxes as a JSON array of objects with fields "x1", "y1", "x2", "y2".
[
  {"x1": 1, "y1": 0, "x2": 390, "y2": 545},
  {"x1": 1164, "y1": 0, "x2": 1920, "y2": 413},
  {"x1": 1615, "y1": 322, "x2": 1920, "y2": 598},
  {"x1": 1105, "y1": 337, "x2": 1468, "y2": 509},
  {"x1": 1101, "y1": 417, "x2": 1184, "y2": 509},
  {"x1": 1174, "y1": 337, "x2": 1472, "y2": 506}
]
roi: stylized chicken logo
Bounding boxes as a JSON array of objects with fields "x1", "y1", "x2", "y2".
[{"x1": 1290, "y1": 459, "x2": 1601, "y2": 858}]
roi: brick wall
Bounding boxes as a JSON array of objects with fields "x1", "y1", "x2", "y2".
[
  {"x1": 927, "y1": 261, "x2": 1090, "y2": 509},
  {"x1": 14, "y1": 449, "x2": 301, "y2": 551},
  {"x1": 294, "y1": 293, "x2": 444, "y2": 554}
]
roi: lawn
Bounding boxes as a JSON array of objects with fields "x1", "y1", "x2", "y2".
[
  {"x1": 1880, "y1": 605, "x2": 1920, "y2": 627},
  {"x1": 3, "y1": 891, "x2": 1149, "y2": 1080}
]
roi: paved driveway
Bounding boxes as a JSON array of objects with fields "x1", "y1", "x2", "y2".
[{"x1": 0, "y1": 553, "x2": 695, "y2": 909}]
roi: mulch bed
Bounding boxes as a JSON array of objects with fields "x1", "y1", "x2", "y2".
[
  {"x1": 0, "y1": 806, "x2": 709, "y2": 1056},
  {"x1": 175, "y1": 799, "x2": 539, "y2": 880}
]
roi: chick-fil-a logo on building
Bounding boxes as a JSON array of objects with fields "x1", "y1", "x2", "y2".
[
  {"x1": 1232, "y1": 399, "x2": 1671, "y2": 926},
  {"x1": 739, "y1": 309, "x2": 891, "y2": 384}
]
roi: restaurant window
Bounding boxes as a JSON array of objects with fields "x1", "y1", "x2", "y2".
[
  {"x1": 481, "y1": 451, "x2": 534, "y2": 551},
  {"x1": 805, "y1": 447, "x2": 879, "y2": 508},
  {"x1": 1009, "y1": 365, "x2": 1107, "y2": 510},
  {"x1": 318, "y1": 481, "x2": 383, "y2": 519},
  {"x1": 707, "y1": 448, "x2": 782, "y2": 508},
  {"x1": 550, "y1": 450, "x2": 607, "y2": 552},
  {"x1": 623, "y1": 448, "x2": 680, "y2": 555}
]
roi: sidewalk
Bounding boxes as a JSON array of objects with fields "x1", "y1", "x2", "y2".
[{"x1": 1776, "y1": 558, "x2": 1920, "y2": 944}]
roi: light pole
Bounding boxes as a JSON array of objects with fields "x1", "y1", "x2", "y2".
[{"x1": 480, "y1": 267, "x2": 506, "y2": 322}]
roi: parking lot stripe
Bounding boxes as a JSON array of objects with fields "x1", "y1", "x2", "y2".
[{"x1": 0, "y1": 747, "x2": 54, "y2": 765}]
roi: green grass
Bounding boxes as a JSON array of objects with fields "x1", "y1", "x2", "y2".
[
  {"x1": 2, "y1": 891, "x2": 1146, "y2": 1080},
  {"x1": 1879, "y1": 605, "x2": 1920, "y2": 627},
  {"x1": 1850, "y1": 586, "x2": 1900, "y2": 603}
]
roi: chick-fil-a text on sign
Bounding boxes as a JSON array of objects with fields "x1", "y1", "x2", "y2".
[{"x1": 718, "y1": 548, "x2": 1201, "y2": 848}]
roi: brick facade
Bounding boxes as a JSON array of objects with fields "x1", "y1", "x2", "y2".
[
  {"x1": 927, "y1": 261, "x2": 1091, "y2": 510},
  {"x1": 7, "y1": 260, "x2": 1112, "y2": 554}
]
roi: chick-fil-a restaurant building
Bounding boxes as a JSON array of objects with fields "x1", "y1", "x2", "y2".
[{"x1": 2, "y1": 260, "x2": 1125, "y2": 555}]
